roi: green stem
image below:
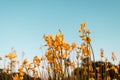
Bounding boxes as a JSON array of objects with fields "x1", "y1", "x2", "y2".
[{"x1": 89, "y1": 44, "x2": 97, "y2": 80}]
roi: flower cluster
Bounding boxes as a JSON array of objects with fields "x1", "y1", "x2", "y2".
[{"x1": 0, "y1": 23, "x2": 119, "y2": 80}]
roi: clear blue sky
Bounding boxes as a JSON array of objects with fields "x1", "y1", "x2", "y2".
[{"x1": 0, "y1": 0, "x2": 120, "y2": 66}]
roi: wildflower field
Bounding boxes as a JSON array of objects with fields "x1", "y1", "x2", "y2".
[{"x1": 0, "y1": 23, "x2": 120, "y2": 80}]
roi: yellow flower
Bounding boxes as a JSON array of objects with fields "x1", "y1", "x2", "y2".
[
  {"x1": 85, "y1": 36, "x2": 91, "y2": 44},
  {"x1": 20, "y1": 76, "x2": 24, "y2": 80},
  {"x1": 78, "y1": 28, "x2": 84, "y2": 33},
  {"x1": 53, "y1": 41, "x2": 58, "y2": 48},
  {"x1": 111, "y1": 66, "x2": 118, "y2": 73},
  {"x1": 20, "y1": 71, "x2": 24, "y2": 77},
  {"x1": 80, "y1": 35, "x2": 86, "y2": 40},
  {"x1": 86, "y1": 28, "x2": 90, "y2": 34},
  {"x1": 48, "y1": 57, "x2": 54, "y2": 64},
  {"x1": 78, "y1": 28, "x2": 84, "y2": 36},
  {"x1": 81, "y1": 43, "x2": 86, "y2": 51},
  {"x1": 66, "y1": 61, "x2": 71, "y2": 66},
  {"x1": 49, "y1": 34, "x2": 53, "y2": 39},
  {"x1": 81, "y1": 36, "x2": 91, "y2": 44},
  {"x1": 18, "y1": 66, "x2": 24, "y2": 79},
  {"x1": 56, "y1": 63, "x2": 61, "y2": 70},
  {"x1": 23, "y1": 59, "x2": 28, "y2": 65},
  {"x1": 61, "y1": 69, "x2": 64, "y2": 75},
  {"x1": 62, "y1": 42, "x2": 71, "y2": 50},
  {"x1": 79, "y1": 23, "x2": 86, "y2": 36},
  {"x1": 56, "y1": 32, "x2": 64, "y2": 43},
  {"x1": 84, "y1": 50, "x2": 91, "y2": 57},
  {"x1": 18, "y1": 65, "x2": 24, "y2": 71},
  {"x1": 34, "y1": 56, "x2": 40, "y2": 61},
  {"x1": 96, "y1": 67, "x2": 100, "y2": 72},
  {"x1": 106, "y1": 67, "x2": 110, "y2": 71},
  {"x1": 5, "y1": 52, "x2": 17, "y2": 59},
  {"x1": 80, "y1": 22, "x2": 86, "y2": 28},
  {"x1": 61, "y1": 52, "x2": 68, "y2": 59},
  {"x1": 33, "y1": 56, "x2": 41, "y2": 66},
  {"x1": 12, "y1": 74, "x2": 19, "y2": 80},
  {"x1": 89, "y1": 77, "x2": 95, "y2": 80}
]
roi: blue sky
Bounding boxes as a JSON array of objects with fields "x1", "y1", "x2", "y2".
[{"x1": 0, "y1": 0, "x2": 120, "y2": 66}]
